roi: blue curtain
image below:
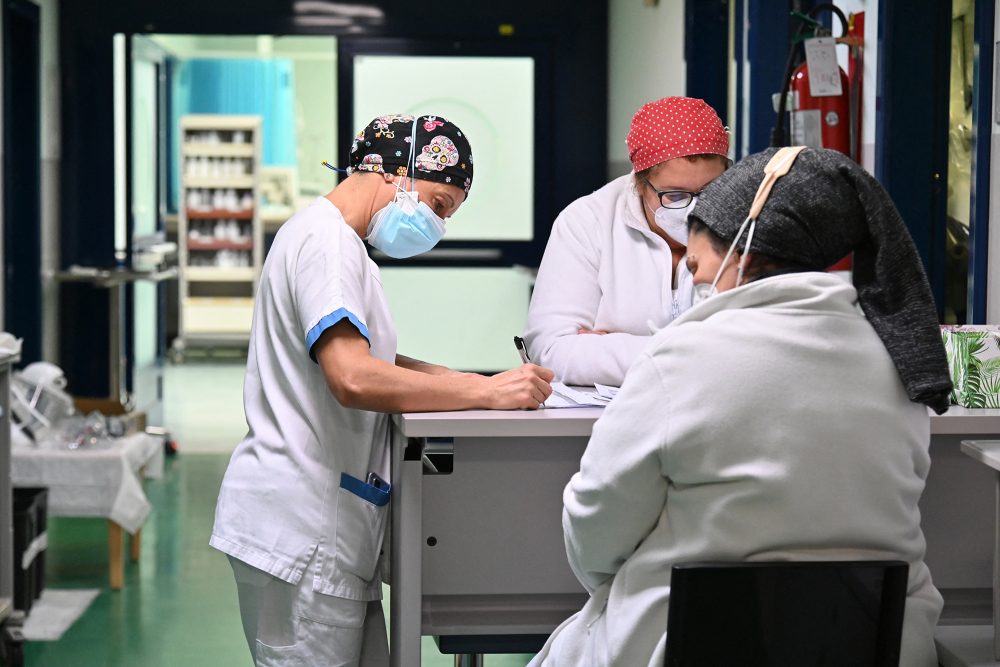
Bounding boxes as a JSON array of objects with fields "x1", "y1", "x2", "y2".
[{"x1": 170, "y1": 58, "x2": 297, "y2": 208}]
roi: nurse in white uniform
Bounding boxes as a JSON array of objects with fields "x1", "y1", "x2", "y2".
[
  {"x1": 210, "y1": 114, "x2": 553, "y2": 666},
  {"x1": 523, "y1": 97, "x2": 729, "y2": 386}
]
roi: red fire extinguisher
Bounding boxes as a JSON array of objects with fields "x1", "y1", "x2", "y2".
[
  {"x1": 772, "y1": 7, "x2": 863, "y2": 162},
  {"x1": 788, "y1": 62, "x2": 852, "y2": 156},
  {"x1": 772, "y1": 8, "x2": 864, "y2": 273}
]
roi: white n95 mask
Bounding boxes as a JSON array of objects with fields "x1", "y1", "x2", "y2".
[
  {"x1": 645, "y1": 198, "x2": 696, "y2": 246},
  {"x1": 691, "y1": 281, "x2": 717, "y2": 306},
  {"x1": 654, "y1": 198, "x2": 696, "y2": 245}
]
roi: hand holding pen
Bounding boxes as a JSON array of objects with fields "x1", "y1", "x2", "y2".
[{"x1": 465, "y1": 336, "x2": 553, "y2": 410}]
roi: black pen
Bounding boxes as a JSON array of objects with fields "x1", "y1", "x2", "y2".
[{"x1": 513, "y1": 336, "x2": 531, "y2": 364}]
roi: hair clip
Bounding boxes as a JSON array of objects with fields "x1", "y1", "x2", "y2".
[{"x1": 322, "y1": 161, "x2": 349, "y2": 173}]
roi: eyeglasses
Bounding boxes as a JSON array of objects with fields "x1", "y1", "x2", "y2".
[{"x1": 643, "y1": 178, "x2": 702, "y2": 210}]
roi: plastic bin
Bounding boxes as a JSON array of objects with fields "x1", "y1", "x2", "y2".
[{"x1": 13, "y1": 487, "x2": 48, "y2": 614}]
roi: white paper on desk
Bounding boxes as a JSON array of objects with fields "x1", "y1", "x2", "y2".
[
  {"x1": 594, "y1": 383, "x2": 620, "y2": 400},
  {"x1": 543, "y1": 382, "x2": 610, "y2": 409},
  {"x1": 543, "y1": 392, "x2": 584, "y2": 409}
]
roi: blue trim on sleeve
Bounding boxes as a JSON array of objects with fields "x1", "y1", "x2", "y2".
[
  {"x1": 339, "y1": 473, "x2": 391, "y2": 507},
  {"x1": 306, "y1": 307, "x2": 370, "y2": 362}
]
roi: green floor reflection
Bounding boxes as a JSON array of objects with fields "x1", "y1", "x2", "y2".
[{"x1": 23, "y1": 453, "x2": 535, "y2": 667}]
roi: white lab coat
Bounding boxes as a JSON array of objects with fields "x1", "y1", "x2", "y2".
[
  {"x1": 523, "y1": 174, "x2": 694, "y2": 386},
  {"x1": 529, "y1": 272, "x2": 942, "y2": 667}
]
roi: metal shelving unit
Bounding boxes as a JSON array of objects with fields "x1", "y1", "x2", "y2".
[{"x1": 173, "y1": 115, "x2": 262, "y2": 361}]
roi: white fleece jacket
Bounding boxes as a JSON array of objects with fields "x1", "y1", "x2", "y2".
[
  {"x1": 524, "y1": 174, "x2": 693, "y2": 386},
  {"x1": 529, "y1": 272, "x2": 942, "y2": 667}
]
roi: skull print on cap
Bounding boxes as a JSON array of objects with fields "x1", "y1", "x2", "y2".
[{"x1": 349, "y1": 114, "x2": 474, "y2": 196}]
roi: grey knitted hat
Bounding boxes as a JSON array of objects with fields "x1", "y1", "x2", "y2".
[{"x1": 689, "y1": 147, "x2": 952, "y2": 414}]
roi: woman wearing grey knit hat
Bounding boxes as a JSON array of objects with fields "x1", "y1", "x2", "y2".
[{"x1": 530, "y1": 147, "x2": 945, "y2": 667}]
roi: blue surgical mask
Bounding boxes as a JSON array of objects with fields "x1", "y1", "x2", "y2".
[
  {"x1": 366, "y1": 188, "x2": 446, "y2": 259},
  {"x1": 365, "y1": 118, "x2": 447, "y2": 259}
]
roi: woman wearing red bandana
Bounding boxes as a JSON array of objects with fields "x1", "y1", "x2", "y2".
[{"x1": 522, "y1": 97, "x2": 729, "y2": 386}]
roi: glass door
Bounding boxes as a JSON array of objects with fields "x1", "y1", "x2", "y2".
[
  {"x1": 339, "y1": 39, "x2": 550, "y2": 372},
  {"x1": 129, "y1": 35, "x2": 169, "y2": 422}
]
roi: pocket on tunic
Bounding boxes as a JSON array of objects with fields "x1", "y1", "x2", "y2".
[
  {"x1": 335, "y1": 473, "x2": 390, "y2": 583},
  {"x1": 254, "y1": 639, "x2": 305, "y2": 667}
]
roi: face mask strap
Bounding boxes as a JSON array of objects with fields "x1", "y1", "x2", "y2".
[
  {"x1": 406, "y1": 117, "x2": 419, "y2": 192},
  {"x1": 388, "y1": 118, "x2": 420, "y2": 196},
  {"x1": 643, "y1": 198, "x2": 658, "y2": 218},
  {"x1": 737, "y1": 219, "x2": 756, "y2": 286},
  {"x1": 749, "y1": 146, "x2": 807, "y2": 219},
  {"x1": 709, "y1": 214, "x2": 752, "y2": 290}
]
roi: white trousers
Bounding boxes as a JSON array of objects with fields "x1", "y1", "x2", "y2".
[{"x1": 229, "y1": 555, "x2": 389, "y2": 667}]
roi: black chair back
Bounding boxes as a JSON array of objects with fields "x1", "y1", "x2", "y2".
[{"x1": 664, "y1": 560, "x2": 909, "y2": 667}]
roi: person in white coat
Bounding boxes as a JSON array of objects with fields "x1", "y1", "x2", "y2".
[
  {"x1": 529, "y1": 147, "x2": 952, "y2": 667},
  {"x1": 211, "y1": 115, "x2": 553, "y2": 667},
  {"x1": 523, "y1": 97, "x2": 729, "y2": 386}
]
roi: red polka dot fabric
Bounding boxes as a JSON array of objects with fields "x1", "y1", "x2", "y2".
[{"x1": 626, "y1": 96, "x2": 729, "y2": 172}]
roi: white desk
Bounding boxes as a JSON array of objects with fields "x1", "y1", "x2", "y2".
[
  {"x1": 944, "y1": 439, "x2": 1000, "y2": 667},
  {"x1": 930, "y1": 408, "x2": 1000, "y2": 435},
  {"x1": 390, "y1": 407, "x2": 1000, "y2": 666},
  {"x1": 390, "y1": 408, "x2": 601, "y2": 666},
  {"x1": 921, "y1": 410, "x2": 1000, "y2": 592}
]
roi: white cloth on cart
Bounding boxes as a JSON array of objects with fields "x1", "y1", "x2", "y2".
[{"x1": 11, "y1": 432, "x2": 164, "y2": 534}]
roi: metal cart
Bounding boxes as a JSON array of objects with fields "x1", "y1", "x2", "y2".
[
  {"x1": 0, "y1": 348, "x2": 24, "y2": 665},
  {"x1": 53, "y1": 265, "x2": 177, "y2": 409}
]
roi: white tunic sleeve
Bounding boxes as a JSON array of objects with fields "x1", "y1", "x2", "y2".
[
  {"x1": 293, "y1": 222, "x2": 372, "y2": 361},
  {"x1": 562, "y1": 351, "x2": 669, "y2": 591},
  {"x1": 524, "y1": 204, "x2": 652, "y2": 386}
]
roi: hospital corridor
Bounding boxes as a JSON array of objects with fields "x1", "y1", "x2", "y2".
[{"x1": 2, "y1": 1, "x2": 1000, "y2": 666}]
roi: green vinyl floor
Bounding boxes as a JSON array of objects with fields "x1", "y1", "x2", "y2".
[{"x1": 22, "y1": 453, "x2": 535, "y2": 667}]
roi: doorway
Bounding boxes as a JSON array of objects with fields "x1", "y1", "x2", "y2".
[{"x1": 134, "y1": 34, "x2": 338, "y2": 451}]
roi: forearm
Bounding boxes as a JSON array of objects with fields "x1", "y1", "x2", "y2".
[
  {"x1": 561, "y1": 354, "x2": 669, "y2": 587},
  {"x1": 537, "y1": 331, "x2": 651, "y2": 386},
  {"x1": 315, "y1": 321, "x2": 550, "y2": 412},
  {"x1": 563, "y1": 502, "x2": 609, "y2": 593},
  {"x1": 396, "y1": 353, "x2": 461, "y2": 376},
  {"x1": 329, "y1": 354, "x2": 486, "y2": 413}
]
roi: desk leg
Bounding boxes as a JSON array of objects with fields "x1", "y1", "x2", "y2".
[
  {"x1": 130, "y1": 528, "x2": 142, "y2": 563},
  {"x1": 391, "y1": 436, "x2": 423, "y2": 667},
  {"x1": 108, "y1": 521, "x2": 124, "y2": 590},
  {"x1": 132, "y1": 465, "x2": 146, "y2": 564},
  {"x1": 994, "y1": 473, "x2": 999, "y2": 661}
]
